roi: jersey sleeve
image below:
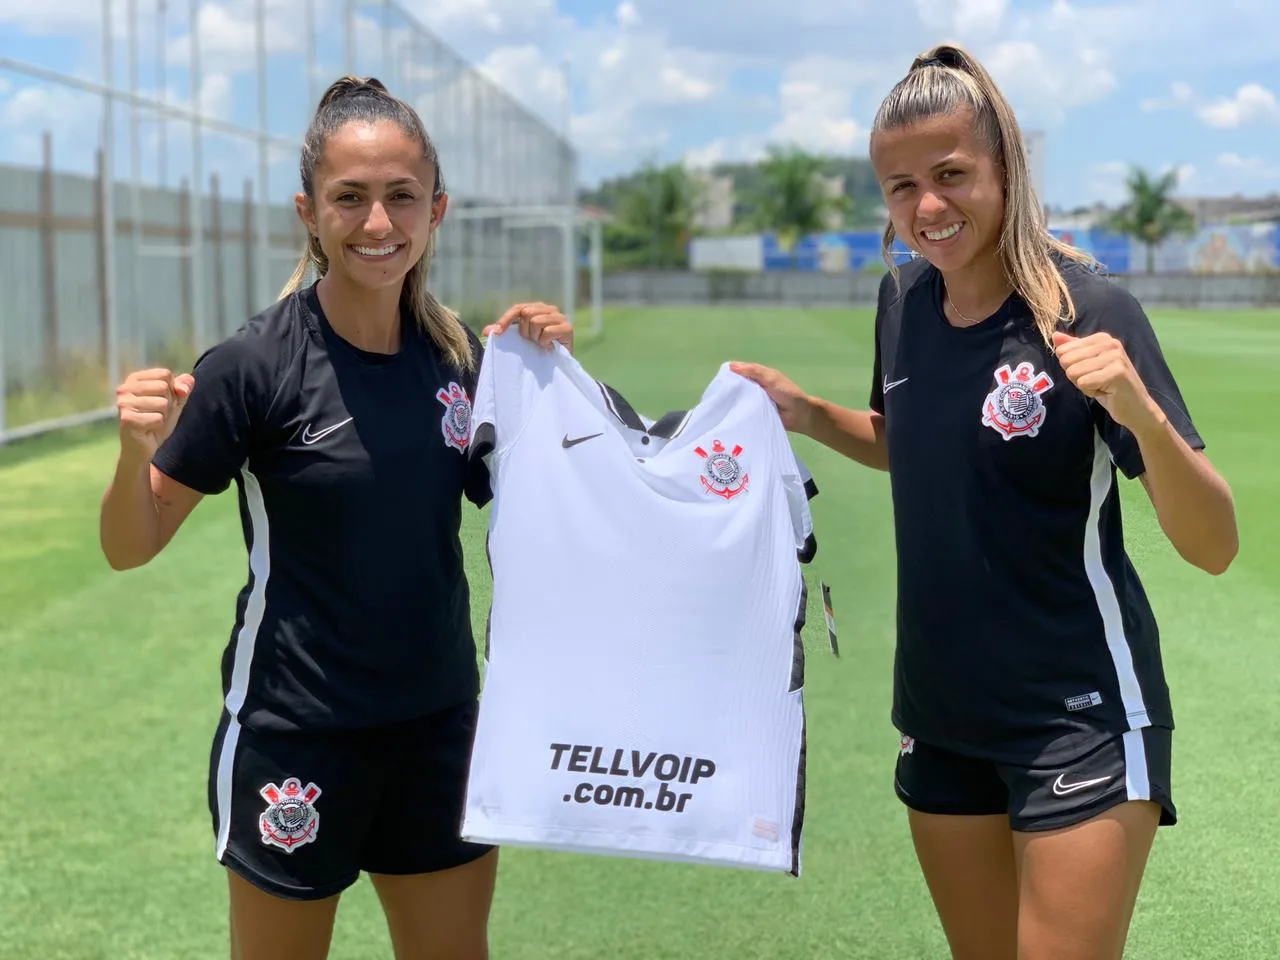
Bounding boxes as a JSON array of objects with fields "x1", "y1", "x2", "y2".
[
  {"x1": 770, "y1": 405, "x2": 818, "y2": 563},
  {"x1": 467, "y1": 328, "x2": 547, "y2": 470},
  {"x1": 1083, "y1": 285, "x2": 1204, "y2": 480},
  {"x1": 869, "y1": 271, "x2": 893, "y2": 415},
  {"x1": 788, "y1": 449, "x2": 819, "y2": 564},
  {"x1": 459, "y1": 327, "x2": 494, "y2": 508},
  {"x1": 152, "y1": 333, "x2": 272, "y2": 495}
]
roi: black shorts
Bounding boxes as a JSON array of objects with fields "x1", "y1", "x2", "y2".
[
  {"x1": 893, "y1": 726, "x2": 1177, "y2": 832},
  {"x1": 207, "y1": 698, "x2": 494, "y2": 901}
]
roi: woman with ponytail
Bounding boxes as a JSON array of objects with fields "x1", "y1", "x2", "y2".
[
  {"x1": 732, "y1": 43, "x2": 1237, "y2": 960},
  {"x1": 99, "y1": 75, "x2": 571, "y2": 958}
]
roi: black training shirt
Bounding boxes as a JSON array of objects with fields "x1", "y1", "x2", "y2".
[
  {"x1": 871, "y1": 255, "x2": 1204, "y2": 765},
  {"x1": 153, "y1": 282, "x2": 490, "y2": 733}
]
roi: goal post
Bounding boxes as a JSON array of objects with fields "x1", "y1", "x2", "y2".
[{"x1": 443, "y1": 204, "x2": 605, "y2": 339}]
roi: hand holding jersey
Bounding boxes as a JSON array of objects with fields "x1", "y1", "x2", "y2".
[
  {"x1": 114, "y1": 368, "x2": 195, "y2": 463},
  {"x1": 482, "y1": 301, "x2": 574, "y2": 352},
  {"x1": 726, "y1": 362, "x2": 816, "y2": 435}
]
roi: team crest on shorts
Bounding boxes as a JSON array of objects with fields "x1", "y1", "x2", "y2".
[
  {"x1": 899, "y1": 734, "x2": 915, "y2": 757},
  {"x1": 981, "y1": 361, "x2": 1055, "y2": 440},
  {"x1": 695, "y1": 439, "x2": 749, "y2": 500},
  {"x1": 258, "y1": 778, "x2": 322, "y2": 853},
  {"x1": 437, "y1": 381, "x2": 472, "y2": 452}
]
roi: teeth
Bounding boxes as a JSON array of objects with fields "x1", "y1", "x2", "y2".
[
  {"x1": 353, "y1": 244, "x2": 400, "y2": 257},
  {"x1": 924, "y1": 223, "x2": 962, "y2": 241}
]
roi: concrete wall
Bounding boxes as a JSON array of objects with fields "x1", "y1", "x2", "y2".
[{"x1": 601, "y1": 269, "x2": 1280, "y2": 309}]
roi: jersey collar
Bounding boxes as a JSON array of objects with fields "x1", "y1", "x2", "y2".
[{"x1": 597, "y1": 382, "x2": 690, "y2": 440}]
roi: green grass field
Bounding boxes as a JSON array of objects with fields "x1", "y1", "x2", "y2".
[{"x1": 1, "y1": 305, "x2": 1277, "y2": 959}]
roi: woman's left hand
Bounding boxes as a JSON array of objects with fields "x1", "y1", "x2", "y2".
[
  {"x1": 483, "y1": 302, "x2": 574, "y2": 353},
  {"x1": 1052, "y1": 331, "x2": 1162, "y2": 434}
]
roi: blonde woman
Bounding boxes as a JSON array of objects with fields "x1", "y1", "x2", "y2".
[
  {"x1": 733, "y1": 44, "x2": 1237, "y2": 960},
  {"x1": 100, "y1": 76, "x2": 569, "y2": 959}
]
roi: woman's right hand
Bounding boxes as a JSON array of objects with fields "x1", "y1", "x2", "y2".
[
  {"x1": 115, "y1": 368, "x2": 195, "y2": 464},
  {"x1": 730, "y1": 362, "x2": 816, "y2": 436}
]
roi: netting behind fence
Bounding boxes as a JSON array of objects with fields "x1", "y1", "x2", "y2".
[{"x1": 0, "y1": 0, "x2": 578, "y2": 442}]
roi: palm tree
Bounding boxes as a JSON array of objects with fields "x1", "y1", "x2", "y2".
[
  {"x1": 1106, "y1": 166, "x2": 1197, "y2": 273},
  {"x1": 606, "y1": 162, "x2": 701, "y2": 269},
  {"x1": 749, "y1": 145, "x2": 851, "y2": 264}
]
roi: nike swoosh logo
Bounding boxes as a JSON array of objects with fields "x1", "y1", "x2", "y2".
[
  {"x1": 562, "y1": 432, "x2": 603, "y2": 449},
  {"x1": 301, "y1": 417, "x2": 353, "y2": 445},
  {"x1": 1051, "y1": 773, "x2": 1112, "y2": 796},
  {"x1": 883, "y1": 376, "x2": 909, "y2": 393}
]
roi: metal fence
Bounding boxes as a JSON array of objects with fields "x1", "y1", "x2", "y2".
[{"x1": 0, "y1": 0, "x2": 578, "y2": 442}]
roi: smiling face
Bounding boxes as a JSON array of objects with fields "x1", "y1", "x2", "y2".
[
  {"x1": 295, "y1": 119, "x2": 447, "y2": 294},
  {"x1": 871, "y1": 107, "x2": 1006, "y2": 276}
]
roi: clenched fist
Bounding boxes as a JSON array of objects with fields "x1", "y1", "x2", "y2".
[
  {"x1": 1052, "y1": 332, "x2": 1162, "y2": 435},
  {"x1": 115, "y1": 368, "x2": 195, "y2": 463}
]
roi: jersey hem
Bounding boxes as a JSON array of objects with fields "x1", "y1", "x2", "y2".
[{"x1": 459, "y1": 823, "x2": 799, "y2": 875}]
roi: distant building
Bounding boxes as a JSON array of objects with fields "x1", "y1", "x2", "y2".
[
  {"x1": 690, "y1": 172, "x2": 735, "y2": 232},
  {"x1": 1174, "y1": 194, "x2": 1280, "y2": 226}
]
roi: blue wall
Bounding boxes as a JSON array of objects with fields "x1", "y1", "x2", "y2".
[{"x1": 750, "y1": 223, "x2": 1280, "y2": 275}]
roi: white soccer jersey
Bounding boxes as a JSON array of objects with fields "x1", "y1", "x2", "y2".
[{"x1": 460, "y1": 330, "x2": 817, "y2": 876}]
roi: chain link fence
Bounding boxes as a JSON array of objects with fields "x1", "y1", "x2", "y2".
[{"x1": 0, "y1": 0, "x2": 579, "y2": 442}]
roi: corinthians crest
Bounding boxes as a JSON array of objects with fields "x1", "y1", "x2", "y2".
[
  {"x1": 695, "y1": 439, "x2": 749, "y2": 500},
  {"x1": 437, "y1": 381, "x2": 472, "y2": 452},
  {"x1": 981, "y1": 361, "x2": 1055, "y2": 440},
  {"x1": 258, "y1": 778, "x2": 322, "y2": 853}
]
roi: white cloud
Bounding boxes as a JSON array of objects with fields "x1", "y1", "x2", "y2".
[
  {"x1": 1086, "y1": 160, "x2": 1195, "y2": 206},
  {"x1": 1214, "y1": 152, "x2": 1280, "y2": 183},
  {"x1": 768, "y1": 57, "x2": 867, "y2": 155},
  {"x1": 1196, "y1": 83, "x2": 1280, "y2": 129},
  {"x1": 477, "y1": 44, "x2": 566, "y2": 119},
  {"x1": 683, "y1": 135, "x2": 765, "y2": 170},
  {"x1": 396, "y1": 0, "x2": 556, "y2": 39},
  {"x1": 0, "y1": 84, "x2": 103, "y2": 172},
  {"x1": 1140, "y1": 80, "x2": 1193, "y2": 112},
  {"x1": 616, "y1": 1, "x2": 641, "y2": 28},
  {"x1": 683, "y1": 139, "x2": 728, "y2": 170},
  {"x1": 914, "y1": 0, "x2": 1009, "y2": 37},
  {"x1": 0, "y1": 0, "x2": 102, "y2": 36},
  {"x1": 660, "y1": 66, "x2": 715, "y2": 102},
  {"x1": 166, "y1": 0, "x2": 304, "y2": 73},
  {"x1": 978, "y1": 39, "x2": 1117, "y2": 126}
]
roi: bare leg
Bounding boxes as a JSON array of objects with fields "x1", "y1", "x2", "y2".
[
  {"x1": 908, "y1": 810, "x2": 1020, "y2": 960},
  {"x1": 226, "y1": 869, "x2": 340, "y2": 960},
  {"x1": 370, "y1": 848, "x2": 500, "y2": 960},
  {"x1": 1013, "y1": 800, "x2": 1160, "y2": 960}
]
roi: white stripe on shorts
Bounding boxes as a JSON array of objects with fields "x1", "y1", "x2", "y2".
[{"x1": 1122, "y1": 728, "x2": 1151, "y2": 802}]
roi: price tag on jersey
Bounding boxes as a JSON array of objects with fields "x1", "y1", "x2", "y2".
[{"x1": 820, "y1": 581, "x2": 838, "y2": 657}]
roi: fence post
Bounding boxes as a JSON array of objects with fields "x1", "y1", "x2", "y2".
[
  {"x1": 95, "y1": 148, "x2": 110, "y2": 388},
  {"x1": 101, "y1": 0, "x2": 121, "y2": 395},
  {"x1": 210, "y1": 173, "x2": 227, "y2": 339},
  {"x1": 0, "y1": 249, "x2": 6, "y2": 442},
  {"x1": 179, "y1": 176, "x2": 193, "y2": 350},
  {"x1": 243, "y1": 178, "x2": 255, "y2": 321},
  {"x1": 41, "y1": 131, "x2": 59, "y2": 385}
]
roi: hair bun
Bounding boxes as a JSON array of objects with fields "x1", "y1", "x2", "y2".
[
  {"x1": 317, "y1": 75, "x2": 389, "y2": 110},
  {"x1": 911, "y1": 45, "x2": 967, "y2": 73}
]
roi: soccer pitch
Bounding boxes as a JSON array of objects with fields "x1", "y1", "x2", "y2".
[{"x1": 1, "y1": 305, "x2": 1277, "y2": 959}]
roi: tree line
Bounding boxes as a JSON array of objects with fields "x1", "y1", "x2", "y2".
[{"x1": 578, "y1": 145, "x2": 1197, "y2": 273}]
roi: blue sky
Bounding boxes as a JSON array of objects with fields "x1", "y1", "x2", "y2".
[{"x1": 2, "y1": 0, "x2": 1278, "y2": 209}]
